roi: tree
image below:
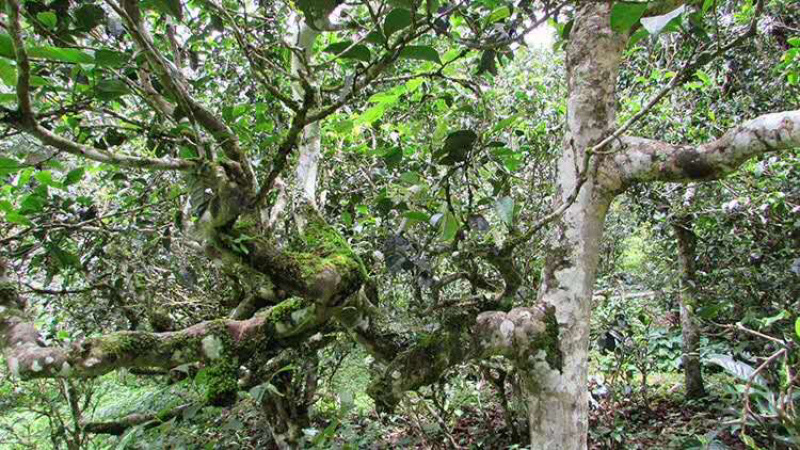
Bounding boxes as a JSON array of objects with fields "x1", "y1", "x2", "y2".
[{"x1": 1, "y1": 0, "x2": 798, "y2": 448}]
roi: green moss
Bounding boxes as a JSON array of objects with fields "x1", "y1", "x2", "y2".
[
  {"x1": 98, "y1": 332, "x2": 159, "y2": 359},
  {"x1": 268, "y1": 298, "x2": 304, "y2": 323},
  {"x1": 533, "y1": 305, "x2": 562, "y2": 371},
  {"x1": 205, "y1": 358, "x2": 238, "y2": 406},
  {"x1": 0, "y1": 281, "x2": 18, "y2": 306}
]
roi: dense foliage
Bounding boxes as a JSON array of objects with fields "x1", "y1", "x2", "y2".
[{"x1": 0, "y1": 0, "x2": 798, "y2": 448}]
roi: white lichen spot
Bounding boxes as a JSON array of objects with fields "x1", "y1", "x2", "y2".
[
  {"x1": 84, "y1": 357, "x2": 101, "y2": 368},
  {"x1": 391, "y1": 370, "x2": 402, "y2": 380},
  {"x1": 31, "y1": 360, "x2": 43, "y2": 372},
  {"x1": 8, "y1": 357, "x2": 19, "y2": 377},
  {"x1": 60, "y1": 362, "x2": 72, "y2": 376},
  {"x1": 0, "y1": 305, "x2": 6, "y2": 313},
  {"x1": 202, "y1": 335, "x2": 224, "y2": 360},
  {"x1": 290, "y1": 307, "x2": 312, "y2": 323},
  {"x1": 45, "y1": 356, "x2": 54, "y2": 364}
]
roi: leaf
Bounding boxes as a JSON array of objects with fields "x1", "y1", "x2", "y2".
[
  {"x1": 610, "y1": 1, "x2": 648, "y2": 33},
  {"x1": 403, "y1": 211, "x2": 430, "y2": 223},
  {"x1": 702, "y1": 0, "x2": 715, "y2": 13},
  {"x1": 706, "y1": 354, "x2": 767, "y2": 386},
  {"x1": 485, "y1": 6, "x2": 511, "y2": 25},
  {"x1": 399, "y1": 45, "x2": 441, "y2": 64},
  {"x1": 74, "y1": 4, "x2": 106, "y2": 31},
  {"x1": 322, "y1": 42, "x2": 371, "y2": 62},
  {"x1": 795, "y1": 317, "x2": 800, "y2": 339},
  {"x1": 641, "y1": 5, "x2": 686, "y2": 35},
  {"x1": 147, "y1": 0, "x2": 183, "y2": 21},
  {"x1": 437, "y1": 129, "x2": 477, "y2": 164},
  {"x1": 495, "y1": 196, "x2": 514, "y2": 225},
  {"x1": 0, "y1": 157, "x2": 21, "y2": 176},
  {"x1": 36, "y1": 12, "x2": 57, "y2": 30},
  {"x1": 0, "y1": 34, "x2": 14, "y2": 59},
  {"x1": 95, "y1": 79, "x2": 130, "y2": 100},
  {"x1": 365, "y1": 31, "x2": 387, "y2": 45},
  {"x1": 64, "y1": 168, "x2": 85, "y2": 186},
  {"x1": 438, "y1": 211, "x2": 459, "y2": 241},
  {"x1": 28, "y1": 46, "x2": 94, "y2": 64},
  {"x1": 95, "y1": 50, "x2": 128, "y2": 68},
  {"x1": 384, "y1": 8, "x2": 412, "y2": 38}
]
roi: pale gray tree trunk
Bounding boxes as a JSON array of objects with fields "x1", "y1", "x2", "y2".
[
  {"x1": 672, "y1": 187, "x2": 706, "y2": 399},
  {"x1": 527, "y1": 3, "x2": 625, "y2": 448}
]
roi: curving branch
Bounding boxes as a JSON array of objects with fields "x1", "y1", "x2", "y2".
[
  {"x1": 105, "y1": 0, "x2": 256, "y2": 190},
  {"x1": 0, "y1": 260, "x2": 329, "y2": 381},
  {"x1": 613, "y1": 110, "x2": 800, "y2": 185},
  {"x1": 365, "y1": 305, "x2": 560, "y2": 412},
  {"x1": 2, "y1": 0, "x2": 194, "y2": 172}
]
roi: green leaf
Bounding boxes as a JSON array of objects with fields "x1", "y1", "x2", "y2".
[
  {"x1": 95, "y1": 79, "x2": 130, "y2": 100},
  {"x1": 495, "y1": 196, "x2": 514, "y2": 225},
  {"x1": 438, "y1": 211, "x2": 459, "y2": 241},
  {"x1": 640, "y1": 5, "x2": 686, "y2": 35},
  {"x1": 384, "y1": 8, "x2": 412, "y2": 38},
  {"x1": 788, "y1": 37, "x2": 800, "y2": 47},
  {"x1": 436, "y1": 129, "x2": 477, "y2": 164},
  {"x1": 399, "y1": 45, "x2": 441, "y2": 64},
  {"x1": 702, "y1": 0, "x2": 715, "y2": 13},
  {"x1": 28, "y1": 46, "x2": 94, "y2": 64},
  {"x1": 323, "y1": 42, "x2": 371, "y2": 62},
  {"x1": 706, "y1": 354, "x2": 766, "y2": 386},
  {"x1": 365, "y1": 31, "x2": 387, "y2": 45},
  {"x1": 146, "y1": 0, "x2": 183, "y2": 21},
  {"x1": 36, "y1": 12, "x2": 57, "y2": 30},
  {"x1": 95, "y1": 50, "x2": 128, "y2": 68},
  {"x1": 64, "y1": 168, "x2": 85, "y2": 186},
  {"x1": 74, "y1": 4, "x2": 106, "y2": 31},
  {"x1": 0, "y1": 93, "x2": 15, "y2": 104},
  {"x1": 403, "y1": 211, "x2": 430, "y2": 223},
  {"x1": 0, "y1": 34, "x2": 14, "y2": 59},
  {"x1": 485, "y1": 6, "x2": 511, "y2": 25},
  {"x1": 610, "y1": 1, "x2": 648, "y2": 33},
  {"x1": 0, "y1": 157, "x2": 21, "y2": 176},
  {"x1": 795, "y1": 317, "x2": 800, "y2": 339}
]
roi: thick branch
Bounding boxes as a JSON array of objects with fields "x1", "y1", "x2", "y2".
[
  {"x1": 1, "y1": 265, "x2": 329, "y2": 380},
  {"x1": 366, "y1": 305, "x2": 560, "y2": 412},
  {"x1": 82, "y1": 403, "x2": 197, "y2": 435},
  {"x1": 614, "y1": 110, "x2": 800, "y2": 185}
]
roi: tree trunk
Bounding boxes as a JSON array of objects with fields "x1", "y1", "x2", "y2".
[
  {"x1": 672, "y1": 213, "x2": 706, "y2": 399},
  {"x1": 525, "y1": 3, "x2": 625, "y2": 448}
]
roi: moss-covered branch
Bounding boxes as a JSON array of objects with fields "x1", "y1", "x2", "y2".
[
  {"x1": 365, "y1": 305, "x2": 561, "y2": 412},
  {"x1": 0, "y1": 262, "x2": 330, "y2": 381}
]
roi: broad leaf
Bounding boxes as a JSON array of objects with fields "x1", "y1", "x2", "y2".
[
  {"x1": 438, "y1": 211, "x2": 459, "y2": 241},
  {"x1": 323, "y1": 42, "x2": 371, "y2": 63},
  {"x1": 485, "y1": 6, "x2": 511, "y2": 25},
  {"x1": 610, "y1": 1, "x2": 648, "y2": 33},
  {"x1": 36, "y1": 12, "x2": 57, "y2": 30},
  {"x1": 795, "y1": 317, "x2": 800, "y2": 339},
  {"x1": 28, "y1": 46, "x2": 94, "y2": 64},
  {"x1": 641, "y1": 5, "x2": 686, "y2": 35},
  {"x1": 64, "y1": 168, "x2": 86, "y2": 186},
  {"x1": 399, "y1": 45, "x2": 441, "y2": 64},
  {"x1": 95, "y1": 50, "x2": 128, "y2": 68},
  {"x1": 0, "y1": 157, "x2": 21, "y2": 176},
  {"x1": 706, "y1": 354, "x2": 766, "y2": 385},
  {"x1": 74, "y1": 4, "x2": 106, "y2": 31},
  {"x1": 384, "y1": 8, "x2": 412, "y2": 38}
]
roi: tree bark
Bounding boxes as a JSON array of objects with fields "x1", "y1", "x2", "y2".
[
  {"x1": 525, "y1": 3, "x2": 624, "y2": 448},
  {"x1": 672, "y1": 187, "x2": 706, "y2": 399}
]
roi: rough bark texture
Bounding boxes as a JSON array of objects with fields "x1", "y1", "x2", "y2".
[
  {"x1": 612, "y1": 110, "x2": 800, "y2": 185},
  {"x1": 527, "y1": 3, "x2": 624, "y2": 448},
  {"x1": 672, "y1": 214, "x2": 706, "y2": 400}
]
